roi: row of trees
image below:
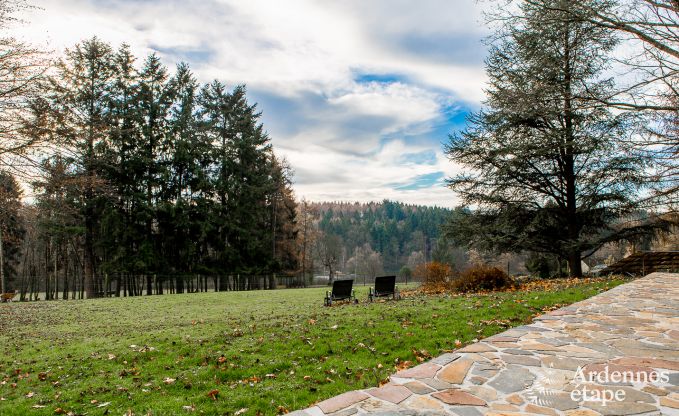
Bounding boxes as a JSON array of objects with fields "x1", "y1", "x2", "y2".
[
  {"x1": 1, "y1": 34, "x2": 298, "y2": 298},
  {"x1": 446, "y1": 0, "x2": 678, "y2": 276}
]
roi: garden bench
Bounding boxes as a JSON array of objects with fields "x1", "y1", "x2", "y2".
[
  {"x1": 324, "y1": 279, "x2": 357, "y2": 306},
  {"x1": 369, "y1": 275, "x2": 400, "y2": 301}
]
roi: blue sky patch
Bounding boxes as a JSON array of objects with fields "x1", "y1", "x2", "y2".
[
  {"x1": 399, "y1": 150, "x2": 437, "y2": 165},
  {"x1": 354, "y1": 72, "x2": 407, "y2": 84},
  {"x1": 391, "y1": 171, "x2": 446, "y2": 191}
]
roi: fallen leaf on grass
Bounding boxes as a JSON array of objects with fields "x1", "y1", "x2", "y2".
[
  {"x1": 25, "y1": 391, "x2": 34, "y2": 398},
  {"x1": 97, "y1": 402, "x2": 111, "y2": 408},
  {"x1": 54, "y1": 408, "x2": 67, "y2": 415},
  {"x1": 182, "y1": 405, "x2": 196, "y2": 412},
  {"x1": 206, "y1": 389, "x2": 219, "y2": 400},
  {"x1": 265, "y1": 374, "x2": 276, "y2": 379},
  {"x1": 163, "y1": 378, "x2": 176, "y2": 384},
  {"x1": 412, "y1": 349, "x2": 431, "y2": 362},
  {"x1": 31, "y1": 405, "x2": 45, "y2": 408},
  {"x1": 395, "y1": 360, "x2": 412, "y2": 371},
  {"x1": 234, "y1": 408, "x2": 248, "y2": 416}
]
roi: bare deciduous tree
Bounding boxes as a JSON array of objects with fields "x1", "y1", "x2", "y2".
[{"x1": 0, "y1": 0, "x2": 48, "y2": 176}]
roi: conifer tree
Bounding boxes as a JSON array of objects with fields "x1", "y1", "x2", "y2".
[{"x1": 445, "y1": 0, "x2": 659, "y2": 276}]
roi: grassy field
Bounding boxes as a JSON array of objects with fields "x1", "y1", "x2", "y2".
[{"x1": 0, "y1": 278, "x2": 628, "y2": 415}]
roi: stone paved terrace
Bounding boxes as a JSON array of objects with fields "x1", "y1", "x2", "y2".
[{"x1": 292, "y1": 273, "x2": 679, "y2": 416}]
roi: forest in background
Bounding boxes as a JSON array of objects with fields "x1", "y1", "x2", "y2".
[{"x1": 308, "y1": 200, "x2": 452, "y2": 276}]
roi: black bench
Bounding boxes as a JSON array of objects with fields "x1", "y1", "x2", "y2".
[
  {"x1": 324, "y1": 279, "x2": 357, "y2": 306},
  {"x1": 369, "y1": 275, "x2": 400, "y2": 302}
]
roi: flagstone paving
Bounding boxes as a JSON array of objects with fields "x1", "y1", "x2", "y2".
[{"x1": 292, "y1": 273, "x2": 679, "y2": 416}]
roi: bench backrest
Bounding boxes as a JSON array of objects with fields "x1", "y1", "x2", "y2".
[
  {"x1": 375, "y1": 275, "x2": 396, "y2": 294},
  {"x1": 331, "y1": 279, "x2": 354, "y2": 298}
]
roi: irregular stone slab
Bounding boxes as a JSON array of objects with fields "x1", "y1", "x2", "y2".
[
  {"x1": 367, "y1": 411, "x2": 416, "y2": 416},
  {"x1": 438, "y1": 359, "x2": 473, "y2": 384},
  {"x1": 432, "y1": 389, "x2": 486, "y2": 406},
  {"x1": 471, "y1": 362, "x2": 500, "y2": 378},
  {"x1": 467, "y1": 385, "x2": 497, "y2": 401},
  {"x1": 368, "y1": 385, "x2": 412, "y2": 404},
  {"x1": 359, "y1": 398, "x2": 399, "y2": 413},
  {"x1": 327, "y1": 408, "x2": 358, "y2": 416},
  {"x1": 402, "y1": 381, "x2": 434, "y2": 395},
  {"x1": 288, "y1": 411, "x2": 313, "y2": 416},
  {"x1": 542, "y1": 355, "x2": 590, "y2": 371},
  {"x1": 420, "y1": 378, "x2": 452, "y2": 390},
  {"x1": 487, "y1": 365, "x2": 535, "y2": 393},
  {"x1": 564, "y1": 410, "x2": 600, "y2": 416},
  {"x1": 642, "y1": 385, "x2": 668, "y2": 396},
  {"x1": 458, "y1": 343, "x2": 496, "y2": 353},
  {"x1": 430, "y1": 353, "x2": 459, "y2": 366},
  {"x1": 501, "y1": 354, "x2": 540, "y2": 367},
  {"x1": 525, "y1": 403, "x2": 558, "y2": 415},
  {"x1": 395, "y1": 362, "x2": 441, "y2": 379},
  {"x1": 612, "y1": 356, "x2": 679, "y2": 371},
  {"x1": 505, "y1": 394, "x2": 523, "y2": 405},
  {"x1": 583, "y1": 401, "x2": 658, "y2": 415},
  {"x1": 660, "y1": 396, "x2": 679, "y2": 409},
  {"x1": 317, "y1": 391, "x2": 370, "y2": 414},
  {"x1": 486, "y1": 336, "x2": 518, "y2": 342},
  {"x1": 403, "y1": 395, "x2": 443, "y2": 411},
  {"x1": 469, "y1": 376, "x2": 487, "y2": 385},
  {"x1": 450, "y1": 408, "x2": 483, "y2": 416},
  {"x1": 529, "y1": 391, "x2": 580, "y2": 411},
  {"x1": 503, "y1": 348, "x2": 534, "y2": 356}
]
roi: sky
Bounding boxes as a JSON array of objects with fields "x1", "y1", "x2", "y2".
[{"x1": 17, "y1": 0, "x2": 489, "y2": 207}]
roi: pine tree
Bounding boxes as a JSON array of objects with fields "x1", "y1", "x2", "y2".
[
  {"x1": 0, "y1": 171, "x2": 24, "y2": 295},
  {"x1": 40, "y1": 37, "x2": 114, "y2": 297},
  {"x1": 136, "y1": 53, "x2": 174, "y2": 293},
  {"x1": 445, "y1": 0, "x2": 659, "y2": 276}
]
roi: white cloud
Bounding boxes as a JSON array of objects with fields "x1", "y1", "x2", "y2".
[{"x1": 15, "y1": 0, "x2": 487, "y2": 207}]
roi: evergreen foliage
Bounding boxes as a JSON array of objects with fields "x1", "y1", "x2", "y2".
[
  {"x1": 311, "y1": 200, "x2": 451, "y2": 273},
  {"x1": 29, "y1": 38, "x2": 297, "y2": 296},
  {"x1": 445, "y1": 0, "x2": 665, "y2": 276}
]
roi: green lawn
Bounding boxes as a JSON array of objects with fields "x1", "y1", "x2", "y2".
[{"x1": 0, "y1": 278, "x2": 627, "y2": 415}]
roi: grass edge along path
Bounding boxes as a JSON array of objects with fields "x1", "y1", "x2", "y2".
[{"x1": 0, "y1": 277, "x2": 630, "y2": 416}]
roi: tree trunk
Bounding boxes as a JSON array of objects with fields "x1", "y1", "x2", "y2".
[
  {"x1": 327, "y1": 265, "x2": 335, "y2": 286},
  {"x1": 568, "y1": 253, "x2": 582, "y2": 278},
  {"x1": 0, "y1": 224, "x2": 5, "y2": 296}
]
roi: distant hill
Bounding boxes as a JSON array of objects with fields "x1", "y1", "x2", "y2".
[{"x1": 310, "y1": 200, "x2": 451, "y2": 274}]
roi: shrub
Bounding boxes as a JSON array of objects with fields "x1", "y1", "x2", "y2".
[
  {"x1": 451, "y1": 265, "x2": 515, "y2": 293},
  {"x1": 414, "y1": 261, "x2": 453, "y2": 287}
]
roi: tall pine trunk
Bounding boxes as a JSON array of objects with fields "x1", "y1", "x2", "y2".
[{"x1": 563, "y1": 18, "x2": 583, "y2": 278}]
